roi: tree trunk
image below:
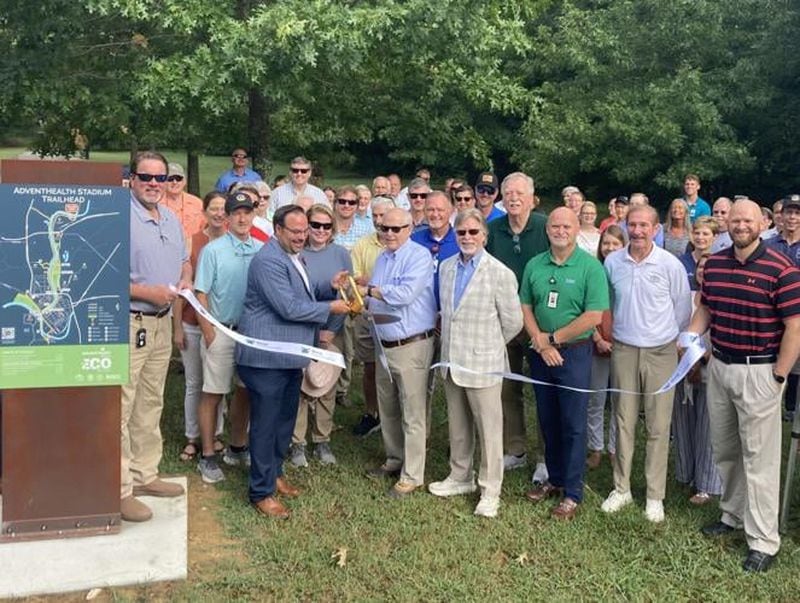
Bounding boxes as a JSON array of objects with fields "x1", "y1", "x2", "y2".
[
  {"x1": 187, "y1": 150, "x2": 200, "y2": 196},
  {"x1": 248, "y1": 88, "x2": 271, "y2": 181}
]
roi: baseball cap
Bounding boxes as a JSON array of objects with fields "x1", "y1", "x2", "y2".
[
  {"x1": 783, "y1": 194, "x2": 800, "y2": 211},
  {"x1": 475, "y1": 171, "x2": 499, "y2": 191},
  {"x1": 225, "y1": 191, "x2": 254, "y2": 214},
  {"x1": 615, "y1": 195, "x2": 629, "y2": 205},
  {"x1": 167, "y1": 162, "x2": 185, "y2": 178}
]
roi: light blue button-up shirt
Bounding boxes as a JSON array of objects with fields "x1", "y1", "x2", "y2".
[
  {"x1": 369, "y1": 240, "x2": 437, "y2": 341},
  {"x1": 195, "y1": 231, "x2": 263, "y2": 325},
  {"x1": 454, "y1": 251, "x2": 483, "y2": 309}
]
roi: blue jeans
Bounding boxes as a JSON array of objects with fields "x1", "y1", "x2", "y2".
[
  {"x1": 529, "y1": 342, "x2": 592, "y2": 502},
  {"x1": 238, "y1": 365, "x2": 303, "y2": 503}
]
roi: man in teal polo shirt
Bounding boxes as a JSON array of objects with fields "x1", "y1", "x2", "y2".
[
  {"x1": 521, "y1": 207, "x2": 609, "y2": 520},
  {"x1": 485, "y1": 172, "x2": 549, "y2": 480},
  {"x1": 195, "y1": 192, "x2": 264, "y2": 484}
]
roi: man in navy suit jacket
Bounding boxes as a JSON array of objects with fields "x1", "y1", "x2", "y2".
[{"x1": 236, "y1": 205, "x2": 350, "y2": 519}]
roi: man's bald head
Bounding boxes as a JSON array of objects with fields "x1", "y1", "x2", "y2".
[
  {"x1": 729, "y1": 199, "x2": 763, "y2": 250},
  {"x1": 548, "y1": 206, "x2": 579, "y2": 228}
]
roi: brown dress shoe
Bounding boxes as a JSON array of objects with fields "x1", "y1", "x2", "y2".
[
  {"x1": 253, "y1": 496, "x2": 290, "y2": 519},
  {"x1": 120, "y1": 495, "x2": 153, "y2": 522},
  {"x1": 276, "y1": 476, "x2": 301, "y2": 498},
  {"x1": 586, "y1": 450, "x2": 602, "y2": 469},
  {"x1": 551, "y1": 497, "x2": 579, "y2": 520},
  {"x1": 525, "y1": 482, "x2": 563, "y2": 503},
  {"x1": 133, "y1": 478, "x2": 185, "y2": 498}
]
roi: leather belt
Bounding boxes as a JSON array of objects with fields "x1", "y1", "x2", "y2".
[
  {"x1": 131, "y1": 308, "x2": 170, "y2": 319},
  {"x1": 555, "y1": 338, "x2": 592, "y2": 350},
  {"x1": 381, "y1": 329, "x2": 436, "y2": 349},
  {"x1": 712, "y1": 349, "x2": 776, "y2": 365}
]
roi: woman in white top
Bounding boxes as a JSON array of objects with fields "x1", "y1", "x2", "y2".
[{"x1": 577, "y1": 200, "x2": 601, "y2": 255}]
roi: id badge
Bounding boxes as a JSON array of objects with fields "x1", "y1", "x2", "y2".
[{"x1": 547, "y1": 291, "x2": 558, "y2": 309}]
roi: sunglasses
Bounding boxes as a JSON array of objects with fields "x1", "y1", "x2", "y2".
[
  {"x1": 309, "y1": 221, "x2": 333, "y2": 231},
  {"x1": 337, "y1": 198, "x2": 358, "y2": 206},
  {"x1": 134, "y1": 172, "x2": 168, "y2": 183},
  {"x1": 232, "y1": 153, "x2": 248, "y2": 159},
  {"x1": 455, "y1": 196, "x2": 473, "y2": 203},
  {"x1": 291, "y1": 167, "x2": 310, "y2": 174},
  {"x1": 167, "y1": 175, "x2": 184, "y2": 182},
  {"x1": 476, "y1": 185, "x2": 496, "y2": 195},
  {"x1": 409, "y1": 192, "x2": 428, "y2": 200},
  {"x1": 456, "y1": 228, "x2": 481, "y2": 236},
  {"x1": 259, "y1": 194, "x2": 270, "y2": 200},
  {"x1": 512, "y1": 233, "x2": 521, "y2": 255},
  {"x1": 379, "y1": 224, "x2": 410, "y2": 234}
]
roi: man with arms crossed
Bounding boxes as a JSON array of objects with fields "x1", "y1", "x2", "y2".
[{"x1": 686, "y1": 199, "x2": 800, "y2": 572}]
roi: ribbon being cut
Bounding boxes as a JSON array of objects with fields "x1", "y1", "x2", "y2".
[{"x1": 433, "y1": 336, "x2": 708, "y2": 396}]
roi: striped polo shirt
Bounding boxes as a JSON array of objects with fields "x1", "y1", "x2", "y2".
[{"x1": 701, "y1": 241, "x2": 800, "y2": 356}]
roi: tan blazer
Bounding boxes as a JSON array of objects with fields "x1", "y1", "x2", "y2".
[{"x1": 439, "y1": 251, "x2": 523, "y2": 388}]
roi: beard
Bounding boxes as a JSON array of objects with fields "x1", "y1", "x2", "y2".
[{"x1": 732, "y1": 230, "x2": 760, "y2": 248}]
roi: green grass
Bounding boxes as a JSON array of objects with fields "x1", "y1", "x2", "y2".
[{"x1": 150, "y1": 367, "x2": 800, "y2": 601}]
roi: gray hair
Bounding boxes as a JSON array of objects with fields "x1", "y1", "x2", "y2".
[
  {"x1": 502, "y1": 172, "x2": 535, "y2": 195},
  {"x1": 561, "y1": 185, "x2": 580, "y2": 197},
  {"x1": 627, "y1": 204, "x2": 659, "y2": 225},
  {"x1": 408, "y1": 177, "x2": 431, "y2": 192},
  {"x1": 454, "y1": 208, "x2": 489, "y2": 236},
  {"x1": 371, "y1": 196, "x2": 395, "y2": 211}
]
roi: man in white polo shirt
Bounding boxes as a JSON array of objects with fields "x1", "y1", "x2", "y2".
[{"x1": 601, "y1": 204, "x2": 692, "y2": 523}]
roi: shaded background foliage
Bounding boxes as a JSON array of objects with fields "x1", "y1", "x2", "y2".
[{"x1": 0, "y1": 0, "x2": 798, "y2": 205}]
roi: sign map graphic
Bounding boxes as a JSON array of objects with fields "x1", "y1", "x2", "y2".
[{"x1": 0, "y1": 184, "x2": 129, "y2": 388}]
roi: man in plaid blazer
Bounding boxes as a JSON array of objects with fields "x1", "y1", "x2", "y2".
[{"x1": 428, "y1": 208, "x2": 523, "y2": 518}]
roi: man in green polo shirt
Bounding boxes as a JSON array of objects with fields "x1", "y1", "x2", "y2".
[
  {"x1": 485, "y1": 172, "x2": 549, "y2": 481},
  {"x1": 520, "y1": 207, "x2": 609, "y2": 520}
]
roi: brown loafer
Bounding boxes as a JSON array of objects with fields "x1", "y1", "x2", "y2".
[
  {"x1": 387, "y1": 480, "x2": 419, "y2": 499},
  {"x1": 120, "y1": 495, "x2": 152, "y2": 522},
  {"x1": 133, "y1": 478, "x2": 185, "y2": 498},
  {"x1": 253, "y1": 496, "x2": 290, "y2": 519},
  {"x1": 551, "y1": 497, "x2": 579, "y2": 520},
  {"x1": 525, "y1": 482, "x2": 563, "y2": 503},
  {"x1": 276, "y1": 476, "x2": 301, "y2": 498}
]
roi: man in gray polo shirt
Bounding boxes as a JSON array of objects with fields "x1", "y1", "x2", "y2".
[{"x1": 124, "y1": 151, "x2": 192, "y2": 522}]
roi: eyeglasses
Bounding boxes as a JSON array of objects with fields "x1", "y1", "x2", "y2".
[
  {"x1": 409, "y1": 192, "x2": 428, "y2": 200},
  {"x1": 455, "y1": 196, "x2": 473, "y2": 203},
  {"x1": 430, "y1": 244, "x2": 440, "y2": 256},
  {"x1": 232, "y1": 153, "x2": 248, "y2": 159},
  {"x1": 291, "y1": 167, "x2": 310, "y2": 174},
  {"x1": 134, "y1": 173, "x2": 168, "y2": 183},
  {"x1": 167, "y1": 175, "x2": 184, "y2": 183},
  {"x1": 476, "y1": 185, "x2": 496, "y2": 196},
  {"x1": 309, "y1": 221, "x2": 333, "y2": 231},
  {"x1": 379, "y1": 224, "x2": 410, "y2": 233},
  {"x1": 456, "y1": 228, "x2": 481, "y2": 236},
  {"x1": 336, "y1": 198, "x2": 358, "y2": 206},
  {"x1": 259, "y1": 195, "x2": 270, "y2": 200},
  {"x1": 512, "y1": 234, "x2": 521, "y2": 255}
]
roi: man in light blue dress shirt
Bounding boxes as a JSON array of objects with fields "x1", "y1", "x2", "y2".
[{"x1": 360, "y1": 208, "x2": 437, "y2": 499}]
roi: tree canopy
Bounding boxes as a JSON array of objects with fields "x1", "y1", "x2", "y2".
[{"x1": 1, "y1": 0, "x2": 798, "y2": 202}]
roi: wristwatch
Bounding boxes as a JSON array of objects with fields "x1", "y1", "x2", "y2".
[
  {"x1": 548, "y1": 332, "x2": 557, "y2": 347},
  {"x1": 773, "y1": 371, "x2": 786, "y2": 384}
]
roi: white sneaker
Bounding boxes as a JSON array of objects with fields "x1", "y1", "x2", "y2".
[
  {"x1": 601, "y1": 489, "x2": 633, "y2": 513},
  {"x1": 531, "y1": 462, "x2": 549, "y2": 484},
  {"x1": 474, "y1": 495, "x2": 500, "y2": 518},
  {"x1": 503, "y1": 453, "x2": 527, "y2": 471},
  {"x1": 645, "y1": 498, "x2": 665, "y2": 523},
  {"x1": 428, "y1": 477, "x2": 477, "y2": 497}
]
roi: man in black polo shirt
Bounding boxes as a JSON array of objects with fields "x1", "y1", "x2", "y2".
[{"x1": 683, "y1": 200, "x2": 800, "y2": 572}]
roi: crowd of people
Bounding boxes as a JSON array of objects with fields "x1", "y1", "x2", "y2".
[{"x1": 125, "y1": 148, "x2": 800, "y2": 574}]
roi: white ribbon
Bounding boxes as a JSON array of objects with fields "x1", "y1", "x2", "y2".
[
  {"x1": 178, "y1": 289, "x2": 346, "y2": 369},
  {"x1": 433, "y1": 338, "x2": 708, "y2": 396}
]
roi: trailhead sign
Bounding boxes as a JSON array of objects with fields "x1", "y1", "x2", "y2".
[{"x1": 0, "y1": 183, "x2": 129, "y2": 388}]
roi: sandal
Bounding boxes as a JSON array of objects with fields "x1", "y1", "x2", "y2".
[
  {"x1": 179, "y1": 441, "x2": 200, "y2": 462},
  {"x1": 689, "y1": 492, "x2": 712, "y2": 505},
  {"x1": 213, "y1": 438, "x2": 226, "y2": 454}
]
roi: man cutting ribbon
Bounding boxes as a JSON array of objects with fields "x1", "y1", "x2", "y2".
[{"x1": 235, "y1": 204, "x2": 351, "y2": 520}]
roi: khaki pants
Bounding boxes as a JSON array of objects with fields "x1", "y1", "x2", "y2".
[
  {"x1": 375, "y1": 337, "x2": 435, "y2": 486},
  {"x1": 502, "y1": 333, "x2": 543, "y2": 460},
  {"x1": 611, "y1": 340, "x2": 676, "y2": 500},
  {"x1": 444, "y1": 376, "x2": 503, "y2": 498},
  {"x1": 293, "y1": 389, "x2": 336, "y2": 445},
  {"x1": 707, "y1": 359, "x2": 783, "y2": 555},
  {"x1": 120, "y1": 313, "x2": 172, "y2": 497},
  {"x1": 336, "y1": 315, "x2": 355, "y2": 398}
]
